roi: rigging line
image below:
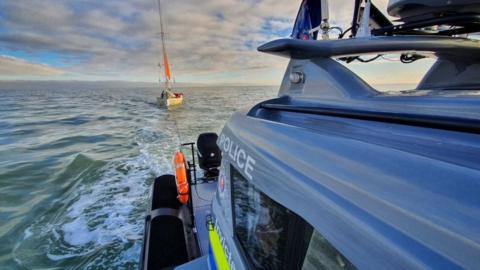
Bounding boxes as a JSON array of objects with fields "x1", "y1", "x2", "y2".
[
  {"x1": 163, "y1": 107, "x2": 183, "y2": 146},
  {"x1": 172, "y1": 113, "x2": 183, "y2": 145},
  {"x1": 173, "y1": 118, "x2": 183, "y2": 144},
  {"x1": 156, "y1": 0, "x2": 167, "y2": 60},
  {"x1": 156, "y1": 0, "x2": 170, "y2": 89}
]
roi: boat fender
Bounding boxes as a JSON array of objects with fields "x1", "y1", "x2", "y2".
[{"x1": 173, "y1": 151, "x2": 189, "y2": 204}]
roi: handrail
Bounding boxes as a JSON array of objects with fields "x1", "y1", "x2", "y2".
[
  {"x1": 260, "y1": 103, "x2": 480, "y2": 134},
  {"x1": 258, "y1": 36, "x2": 480, "y2": 59}
]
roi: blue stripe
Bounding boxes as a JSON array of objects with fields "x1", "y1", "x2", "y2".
[{"x1": 208, "y1": 245, "x2": 218, "y2": 270}]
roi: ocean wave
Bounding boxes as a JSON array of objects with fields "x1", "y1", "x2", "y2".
[
  {"x1": 13, "y1": 123, "x2": 171, "y2": 269},
  {"x1": 58, "y1": 116, "x2": 92, "y2": 126},
  {"x1": 29, "y1": 135, "x2": 115, "y2": 151}
]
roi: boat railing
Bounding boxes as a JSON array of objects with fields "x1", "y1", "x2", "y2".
[
  {"x1": 258, "y1": 36, "x2": 480, "y2": 60},
  {"x1": 180, "y1": 142, "x2": 199, "y2": 185}
]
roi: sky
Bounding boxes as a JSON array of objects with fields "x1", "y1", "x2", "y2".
[{"x1": 0, "y1": 0, "x2": 432, "y2": 85}]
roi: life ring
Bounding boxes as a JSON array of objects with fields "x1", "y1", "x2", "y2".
[{"x1": 173, "y1": 151, "x2": 189, "y2": 204}]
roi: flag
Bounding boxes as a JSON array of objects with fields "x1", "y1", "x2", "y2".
[{"x1": 291, "y1": 0, "x2": 322, "y2": 40}]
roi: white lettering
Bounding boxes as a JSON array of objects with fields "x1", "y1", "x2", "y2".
[
  {"x1": 223, "y1": 137, "x2": 230, "y2": 152},
  {"x1": 228, "y1": 143, "x2": 236, "y2": 160},
  {"x1": 234, "y1": 144, "x2": 239, "y2": 160},
  {"x1": 236, "y1": 149, "x2": 246, "y2": 169},
  {"x1": 245, "y1": 156, "x2": 255, "y2": 180},
  {"x1": 219, "y1": 133, "x2": 256, "y2": 181}
]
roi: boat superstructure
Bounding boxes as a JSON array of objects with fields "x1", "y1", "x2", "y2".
[
  {"x1": 155, "y1": 0, "x2": 183, "y2": 107},
  {"x1": 140, "y1": 1, "x2": 480, "y2": 269}
]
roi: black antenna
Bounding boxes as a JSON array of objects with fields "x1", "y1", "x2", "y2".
[{"x1": 351, "y1": 0, "x2": 362, "y2": 37}]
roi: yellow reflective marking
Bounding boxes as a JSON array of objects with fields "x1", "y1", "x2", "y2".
[{"x1": 209, "y1": 224, "x2": 231, "y2": 270}]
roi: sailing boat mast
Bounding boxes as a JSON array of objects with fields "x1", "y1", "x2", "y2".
[{"x1": 156, "y1": 0, "x2": 171, "y2": 90}]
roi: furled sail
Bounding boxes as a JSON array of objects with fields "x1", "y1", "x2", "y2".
[{"x1": 163, "y1": 50, "x2": 171, "y2": 81}]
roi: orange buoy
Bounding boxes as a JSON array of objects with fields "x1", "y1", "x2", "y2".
[{"x1": 173, "y1": 151, "x2": 189, "y2": 204}]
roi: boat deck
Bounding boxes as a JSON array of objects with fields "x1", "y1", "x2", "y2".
[{"x1": 191, "y1": 180, "x2": 217, "y2": 255}]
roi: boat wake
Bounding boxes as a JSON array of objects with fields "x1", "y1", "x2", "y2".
[
  {"x1": 13, "y1": 111, "x2": 179, "y2": 270},
  {"x1": 15, "y1": 158, "x2": 147, "y2": 269}
]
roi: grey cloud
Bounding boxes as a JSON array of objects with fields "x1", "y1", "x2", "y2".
[
  {"x1": 0, "y1": 0, "x2": 389, "y2": 82},
  {"x1": 0, "y1": 55, "x2": 65, "y2": 76}
]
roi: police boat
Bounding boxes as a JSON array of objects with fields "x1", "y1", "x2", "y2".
[{"x1": 140, "y1": 0, "x2": 480, "y2": 269}]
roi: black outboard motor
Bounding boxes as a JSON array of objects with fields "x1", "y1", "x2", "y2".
[{"x1": 197, "y1": 133, "x2": 221, "y2": 178}]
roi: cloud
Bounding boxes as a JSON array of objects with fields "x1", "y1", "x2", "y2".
[
  {"x1": 0, "y1": 55, "x2": 65, "y2": 76},
  {"x1": 0, "y1": 0, "x2": 390, "y2": 83}
]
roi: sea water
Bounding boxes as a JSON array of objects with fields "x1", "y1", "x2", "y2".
[{"x1": 0, "y1": 83, "x2": 277, "y2": 269}]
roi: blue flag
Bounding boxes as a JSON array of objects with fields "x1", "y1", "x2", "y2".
[{"x1": 291, "y1": 0, "x2": 322, "y2": 40}]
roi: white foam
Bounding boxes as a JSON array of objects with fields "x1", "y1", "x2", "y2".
[
  {"x1": 49, "y1": 120, "x2": 177, "y2": 264},
  {"x1": 62, "y1": 216, "x2": 96, "y2": 246},
  {"x1": 23, "y1": 228, "x2": 32, "y2": 240},
  {"x1": 47, "y1": 251, "x2": 91, "y2": 261}
]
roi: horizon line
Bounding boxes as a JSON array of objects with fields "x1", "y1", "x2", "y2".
[{"x1": 0, "y1": 79, "x2": 283, "y2": 87}]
